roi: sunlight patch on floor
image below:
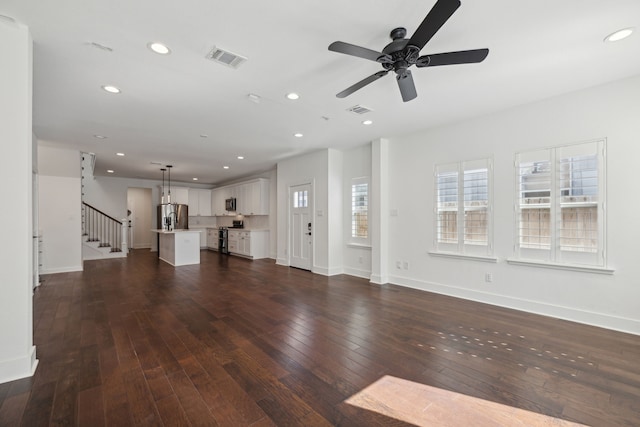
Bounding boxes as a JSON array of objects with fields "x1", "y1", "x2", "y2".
[{"x1": 345, "y1": 375, "x2": 585, "y2": 427}]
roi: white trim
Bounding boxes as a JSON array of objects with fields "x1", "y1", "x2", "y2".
[
  {"x1": 370, "y1": 274, "x2": 389, "y2": 285},
  {"x1": 40, "y1": 265, "x2": 83, "y2": 275},
  {"x1": 506, "y1": 258, "x2": 614, "y2": 275},
  {"x1": 343, "y1": 266, "x2": 371, "y2": 279},
  {"x1": 386, "y1": 275, "x2": 638, "y2": 335},
  {"x1": 347, "y1": 243, "x2": 372, "y2": 249},
  {"x1": 275, "y1": 257, "x2": 289, "y2": 267},
  {"x1": 0, "y1": 346, "x2": 38, "y2": 384},
  {"x1": 428, "y1": 251, "x2": 498, "y2": 263}
]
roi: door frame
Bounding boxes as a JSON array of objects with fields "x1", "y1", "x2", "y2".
[{"x1": 288, "y1": 180, "x2": 314, "y2": 271}]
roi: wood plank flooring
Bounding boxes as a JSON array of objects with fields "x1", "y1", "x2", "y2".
[{"x1": 1, "y1": 249, "x2": 639, "y2": 426}]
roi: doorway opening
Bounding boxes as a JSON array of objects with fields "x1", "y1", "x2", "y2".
[{"x1": 127, "y1": 187, "x2": 152, "y2": 249}]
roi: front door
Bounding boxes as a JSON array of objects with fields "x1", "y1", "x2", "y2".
[{"x1": 290, "y1": 183, "x2": 312, "y2": 270}]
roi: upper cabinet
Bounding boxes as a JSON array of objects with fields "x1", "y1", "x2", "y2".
[
  {"x1": 237, "y1": 179, "x2": 269, "y2": 215},
  {"x1": 188, "y1": 189, "x2": 212, "y2": 216},
  {"x1": 211, "y1": 178, "x2": 269, "y2": 216},
  {"x1": 159, "y1": 186, "x2": 189, "y2": 205}
]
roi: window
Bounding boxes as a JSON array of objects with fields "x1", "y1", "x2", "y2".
[
  {"x1": 515, "y1": 140, "x2": 605, "y2": 267},
  {"x1": 293, "y1": 190, "x2": 308, "y2": 208},
  {"x1": 351, "y1": 178, "x2": 368, "y2": 240},
  {"x1": 434, "y1": 159, "x2": 492, "y2": 256}
]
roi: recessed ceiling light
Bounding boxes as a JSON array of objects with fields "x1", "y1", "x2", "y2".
[
  {"x1": 148, "y1": 42, "x2": 171, "y2": 55},
  {"x1": 294, "y1": 133, "x2": 303, "y2": 138},
  {"x1": 286, "y1": 92, "x2": 300, "y2": 100},
  {"x1": 101, "y1": 85, "x2": 121, "y2": 94},
  {"x1": 107, "y1": 170, "x2": 114, "y2": 173},
  {"x1": 362, "y1": 120, "x2": 373, "y2": 125},
  {"x1": 192, "y1": 177, "x2": 198, "y2": 181},
  {"x1": 237, "y1": 156, "x2": 244, "y2": 160},
  {"x1": 116, "y1": 152, "x2": 125, "y2": 156},
  {"x1": 223, "y1": 166, "x2": 230, "y2": 169},
  {"x1": 604, "y1": 27, "x2": 634, "y2": 42},
  {"x1": 93, "y1": 134, "x2": 107, "y2": 139}
]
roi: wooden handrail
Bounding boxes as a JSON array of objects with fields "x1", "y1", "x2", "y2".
[{"x1": 82, "y1": 202, "x2": 122, "y2": 225}]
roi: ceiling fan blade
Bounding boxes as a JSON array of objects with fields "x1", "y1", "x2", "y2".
[
  {"x1": 329, "y1": 41, "x2": 392, "y2": 63},
  {"x1": 416, "y1": 48, "x2": 489, "y2": 67},
  {"x1": 397, "y1": 70, "x2": 417, "y2": 102},
  {"x1": 336, "y1": 70, "x2": 389, "y2": 98},
  {"x1": 407, "y1": 0, "x2": 461, "y2": 51}
]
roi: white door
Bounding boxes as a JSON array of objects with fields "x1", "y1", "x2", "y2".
[
  {"x1": 290, "y1": 183, "x2": 312, "y2": 270},
  {"x1": 127, "y1": 187, "x2": 153, "y2": 249}
]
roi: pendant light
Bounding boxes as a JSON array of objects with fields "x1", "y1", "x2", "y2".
[
  {"x1": 160, "y1": 168, "x2": 166, "y2": 204},
  {"x1": 166, "y1": 165, "x2": 173, "y2": 204}
]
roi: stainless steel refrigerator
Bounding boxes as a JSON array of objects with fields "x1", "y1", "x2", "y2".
[{"x1": 157, "y1": 204, "x2": 188, "y2": 231}]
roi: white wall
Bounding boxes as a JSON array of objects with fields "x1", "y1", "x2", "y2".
[
  {"x1": 342, "y1": 144, "x2": 373, "y2": 278},
  {"x1": 0, "y1": 20, "x2": 37, "y2": 384},
  {"x1": 327, "y1": 149, "x2": 344, "y2": 276},
  {"x1": 37, "y1": 145, "x2": 82, "y2": 274},
  {"x1": 38, "y1": 175, "x2": 82, "y2": 273},
  {"x1": 383, "y1": 75, "x2": 640, "y2": 334}
]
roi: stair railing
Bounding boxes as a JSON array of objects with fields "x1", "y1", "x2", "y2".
[{"x1": 82, "y1": 202, "x2": 125, "y2": 253}]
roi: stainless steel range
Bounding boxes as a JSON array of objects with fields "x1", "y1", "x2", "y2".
[{"x1": 218, "y1": 227, "x2": 229, "y2": 254}]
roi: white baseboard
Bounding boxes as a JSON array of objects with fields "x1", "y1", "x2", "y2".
[
  {"x1": 388, "y1": 275, "x2": 640, "y2": 336},
  {"x1": 343, "y1": 266, "x2": 371, "y2": 280},
  {"x1": 40, "y1": 265, "x2": 83, "y2": 275},
  {"x1": 0, "y1": 345, "x2": 38, "y2": 385}
]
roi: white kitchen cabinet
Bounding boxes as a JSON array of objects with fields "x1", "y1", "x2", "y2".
[
  {"x1": 207, "y1": 228, "x2": 218, "y2": 250},
  {"x1": 169, "y1": 186, "x2": 189, "y2": 205},
  {"x1": 190, "y1": 228, "x2": 207, "y2": 248},
  {"x1": 227, "y1": 229, "x2": 269, "y2": 259},
  {"x1": 211, "y1": 188, "x2": 224, "y2": 216},
  {"x1": 236, "y1": 179, "x2": 269, "y2": 215},
  {"x1": 227, "y1": 230, "x2": 239, "y2": 254},
  {"x1": 188, "y1": 189, "x2": 212, "y2": 216}
]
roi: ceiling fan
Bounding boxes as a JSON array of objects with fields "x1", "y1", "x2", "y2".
[{"x1": 328, "y1": 0, "x2": 489, "y2": 102}]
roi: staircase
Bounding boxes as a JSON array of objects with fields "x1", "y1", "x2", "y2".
[{"x1": 82, "y1": 202, "x2": 128, "y2": 260}]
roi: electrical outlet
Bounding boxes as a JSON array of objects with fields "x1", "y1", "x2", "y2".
[
  {"x1": 485, "y1": 273, "x2": 493, "y2": 282},
  {"x1": 403, "y1": 261, "x2": 409, "y2": 270},
  {"x1": 396, "y1": 261, "x2": 402, "y2": 269},
  {"x1": 358, "y1": 256, "x2": 363, "y2": 264}
]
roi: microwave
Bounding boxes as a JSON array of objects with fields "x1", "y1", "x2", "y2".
[{"x1": 225, "y1": 197, "x2": 236, "y2": 211}]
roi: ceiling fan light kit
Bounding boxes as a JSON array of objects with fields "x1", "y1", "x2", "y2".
[{"x1": 328, "y1": 0, "x2": 489, "y2": 102}]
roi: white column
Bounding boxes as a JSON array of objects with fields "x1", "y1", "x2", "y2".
[
  {"x1": 370, "y1": 139, "x2": 390, "y2": 284},
  {"x1": 0, "y1": 19, "x2": 38, "y2": 383},
  {"x1": 121, "y1": 218, "x2": 129, "y2": 253}
]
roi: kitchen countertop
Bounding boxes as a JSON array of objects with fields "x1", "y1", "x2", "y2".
[{"x1": 151, "y1": 229, "x2": 200, "y2": 234}]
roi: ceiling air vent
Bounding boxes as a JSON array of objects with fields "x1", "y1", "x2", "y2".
[
  {"x1": 205, "y1": 46, "x2": 247, "y2": 69},
  {"x1": 347, "y1": 105, "x2": 372, "y2": 115}
]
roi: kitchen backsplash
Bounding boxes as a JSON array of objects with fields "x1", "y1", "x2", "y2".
[{"x1": 216, "y1": 215, "x2": 269, "y2": 229}]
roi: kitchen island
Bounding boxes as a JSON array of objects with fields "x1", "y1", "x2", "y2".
[{"x1": 151, "y1": 229, "x2": 200, "y2": 266}]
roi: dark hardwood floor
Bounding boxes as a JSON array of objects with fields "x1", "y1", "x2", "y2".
[{"x1": 1, "y1": 249, "x2": 639, "y2": 426}]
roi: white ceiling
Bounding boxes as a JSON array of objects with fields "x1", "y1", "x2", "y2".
[{"x1": 3, "y1": 0, "x2": 640, "y2": 185}]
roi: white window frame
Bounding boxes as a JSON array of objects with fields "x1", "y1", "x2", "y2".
[
  {"x1": 431, "y1": 158, "x2": 494, "y2": 260},
  {"x1": 510, "y1": 139, "x2": 608, "y2": 271},
  {"x1": 350, "y1": 177, "x2": 369, "y2": 244}
]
